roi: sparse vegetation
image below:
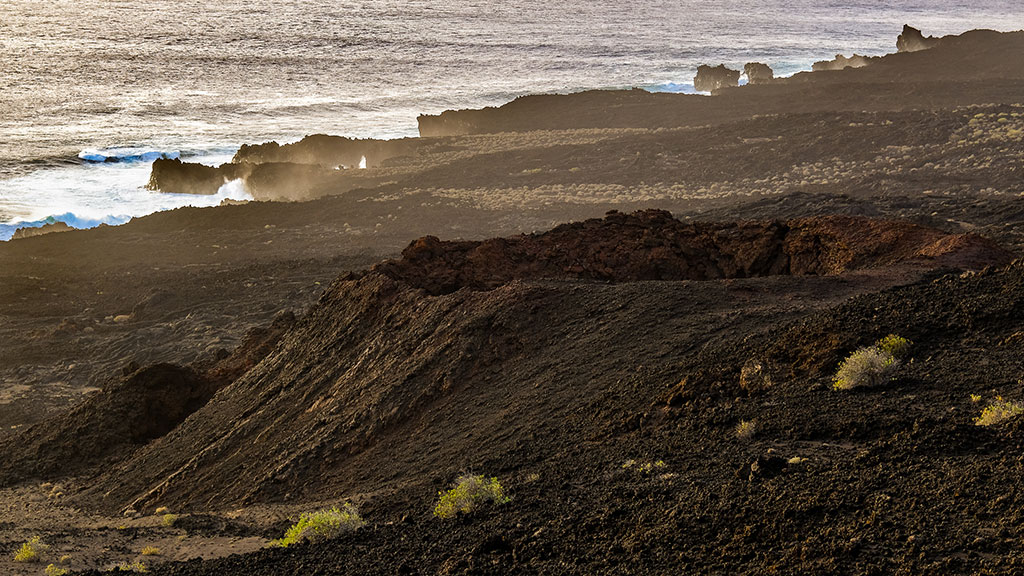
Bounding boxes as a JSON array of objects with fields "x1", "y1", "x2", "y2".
[
  {"x1": 272, "y1": 503, "x2": 365, "y2": 547},
  {"x1": 45, "y1": 564, "x2": 69, "y2": 576},
  {"x1": 876, "y1": 334, "x2": 912, "y2": 359},
  {"x1": 140, "y1": 546, "x2": 162, "y2": 556},
  {"x1": 622, "y1": 459, "x2": 667, "y2": 474},
  {"x1": 110, "y1": 561, "x2": 148, "y2": 573},
  {"x1": 833, "y1": 335, "x2": 912, "y2": 390},
  {"x1": 974, "y1": 397, "x2": 1024, "y2": 426},
  {"x1": 834, "y1": 346, "x2": 896, "y2": 390},
  {"x1": 735, "y1": 419, "x2": 758, "y2": 440},
  {"x1": 14, "y1": 536, "x2": 45, "y2": 563},
  {"x1": 434, "y1": 475, "x2": 510, "y2": 519},
  {"x1": 154, "y1": 506, "x2": 170, "y2": 515},
  {"x1": 161, "y1": 513, "x2": 178, "y2": 527}
]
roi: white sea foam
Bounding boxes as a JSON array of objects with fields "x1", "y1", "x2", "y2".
[
  {"x1": 78, "y1": 148, "x2": 181, "y2": 164},
  {"x1": 0, "y1": 148, "x2": 246, "y2": 241}
]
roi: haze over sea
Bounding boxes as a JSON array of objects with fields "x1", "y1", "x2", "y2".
[{"x1": 1, "y1": 0, "x2": 1023, "y2": 239}]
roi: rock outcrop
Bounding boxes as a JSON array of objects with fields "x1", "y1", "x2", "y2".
[
  {"x1": 11, "y1": 221, "x2": 72, "y2": 240},
  {"x1": 812, "y1": 53, "x2": 875, "y2": 71},
  {"x1": 372, "y1": 210, "x2": 1012, "y2": 295},
  {"x1": 897, "y1": 24, "x2": 940, "y2": 53},
  {"x1": 694, "y1": 64, "x2": 741, "y2": 92},
  {"x1": 147, "y1": 158, "x2": 250, "y2": 195},
  {"x1": 743, "y1": 62, "x2": 774, "y2": 84},
  {"x1": 233, "y1": 134, "x2": 421, "y2": 169}
]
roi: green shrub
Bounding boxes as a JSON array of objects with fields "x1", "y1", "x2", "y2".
[
  {"x1": 46, "y1": 564, "x2": 69, "y2": 576},
  {"x1": 434, "y1": 475, "x2": 510, "y2": 519},
  {"x1": 140, "y1": 546, "x2": 161, "y2": 556},
  {"x1": 272, "y1": 503, "x2": 364, "y2": 547},
  {"x1": 833, "y1": 346, "x2": 897, "y2": 390},
  {"x1": 876, "y1": 334, "x2": 912, "y2": 359},
  {"x1": 161, "y1": 514, "x2": 178, "y2": 527},
  {"x1": 14, "y1": 536, "x2": 45, "y2": 563},
  {"x1": 974, "y1": 397, "x2": 1024, "y2": 426}
]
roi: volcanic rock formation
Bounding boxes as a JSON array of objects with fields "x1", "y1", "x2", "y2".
[
  {"x1": 812, "y1": 53, "x2": 875, "y2": 71},
  {"x1": 372, "y1": 210, "x2": 1010, "y2": 294},
  {"x1": 694, "y1": 64, "x2": 741, "y2": 92},
  {"x1": 897, "y1": 24, "x2": 940, "y2": 53},
  {"x1": 233, "y1": 134, "x2": 421, "y2": 169},
  {"x1": 8, "y1": 210, "x2": 1007, "y2": 514},
  {"x1": 11, "y1": 220, "x2": 73, "y2": 240},
  {"x1": 743, "y1": 62, "x2": 774, "y2": 84},
  {"x1": 148, "y1": 158, "x2": 250, "y2": 196}
]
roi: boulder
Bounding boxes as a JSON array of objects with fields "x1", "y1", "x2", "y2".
[{"x1": 694, "y1": 64, "x2": 741, "y2": 92}]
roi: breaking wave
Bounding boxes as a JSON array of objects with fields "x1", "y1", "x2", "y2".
[{"x1": 78, "y1": 148, "x2": 181, "y2": 164}]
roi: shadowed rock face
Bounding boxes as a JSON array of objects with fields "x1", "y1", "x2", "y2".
[
  {"x1": 371, "y1": 210, "x2": 1012, "y2": 295},
  {"x1": 898, "y1": 24, "x2": 940, "y2": 53},
  {"x1": 148, "y1": 158, "x2": 251, "y2": 195},
  {"x1": 0, "y1": 311, "x2": 296, "y2": 484},
  {"x1": 744, "y1": 62, "x2": 774, "y2": 84},
  {"x1": 694, "y1": 64, "x2": 741, "y2": 92}
]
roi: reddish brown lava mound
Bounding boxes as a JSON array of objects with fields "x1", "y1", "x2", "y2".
[{"x1": 373, "y1": 209, "x2": 1010, "y2": 294}]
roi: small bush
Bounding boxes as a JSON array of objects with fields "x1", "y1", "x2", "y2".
[
  {"x1": 876, "y1": 334, "x2": 912, "y2": 359},
  {"x1": 46, "y1": 564, "x2": 69, "y2": 576},
  {"x1": 154, "y1": 507, "x2": 170, "y2": 515},
  {"x1": 974, "y1": 397, "x2": 1024, "y2": 426},
  {"x1": 140, "y1": 546, "x2": 162, "y2": 556},
  {"x1": 434, "y1": 475, "x2": 510, "y2": 519},
  {"x1": 833, "y1": 346, "x2": 897, "y2": 390},
  {"x1": 735, "y1": 420, "x2": 758, "y2": 441},
  {"x1": 272, "y1": 503, "x2": 364, "y2": 547},
  {"x1": 14, "y1": 536, "x2": 45, "y2": 563},
  {"x1": 833, "y1": 334, "x2": 913, "y2": 391},
  {"x1": 161, "y1": 514, "x2": 178, "y2": 527}
]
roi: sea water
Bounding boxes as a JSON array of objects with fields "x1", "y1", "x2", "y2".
[{"x1": 2, "y1": 0, "x2": 1022, "y2": 239}]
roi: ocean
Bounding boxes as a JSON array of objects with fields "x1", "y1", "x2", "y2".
[{"x1": 2, "y1": 0, "x2": 1022, "y2": 240}]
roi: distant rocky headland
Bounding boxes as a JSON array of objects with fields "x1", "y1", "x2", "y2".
[{"x1": 145, "y1": 26, "x2": 1024, "y2": 205}]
